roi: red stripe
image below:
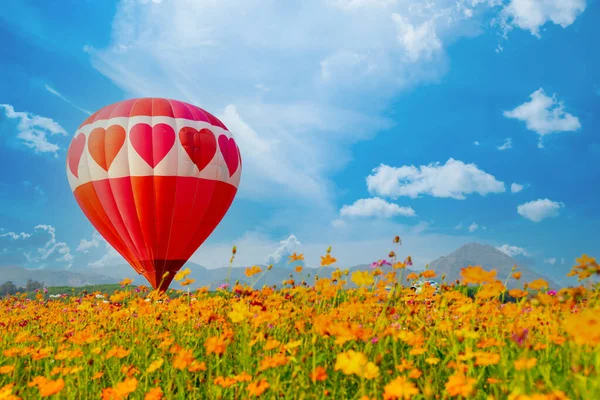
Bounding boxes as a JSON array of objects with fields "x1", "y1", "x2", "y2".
[
  {"x1": 73, "y1": 176, "x2": 237, "y2": 288},
  {"x1": 78, "y1": 98, "x2": 228, "y2": 130}
]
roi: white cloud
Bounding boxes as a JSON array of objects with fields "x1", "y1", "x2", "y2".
[
  {"x1": 88, "y1": 247, "x2": 121, "y2": 269},
  {"x1": 474, "y1": 141, "x2": 480, "y2": 146},
  {"x1": 511, "y1": 183, "x2": 524, "y2": 193},
  {"x1": 77, "y1": 232, "x2": 101, "y2": 254},
  {"x1": 504, "y1": 88, "x2": 581, "y2": 148},
  {"x1": 496, "y1": 244, "x2": 530, "y2": 257},
  {"x1": 0, "y1": 224, "x2": 73, "y2": 269},
  {"x1": 455, "y1": 223, "x2": 463, "y2": 230},
  {"x1": 265, "y1": 235, "x2": 302, "y2": 266},
  {"x1": 517, "y1": 198, "x2": 564, "y2": 222},
  {"x1": 391, "y1": 13, "x2": 442, "y2": 63},
  {"x1": 499, "y1": 0, "x2": 586, "y2": 38},
  {"x1": 497, "y1": 138, "x2": 512, "y2": 150},
  {"x1": 544, "y1": 257, "x2": 557, "y2": 265},
  {"x1": 45, "y1": 84, "x2": 92, "y2": 115},
  {"x1": 468, "y1": 222, "x2": 479, "y2": 232},
  {"x1": 0, "y1": 104, "x2": 67, "y2": 154},
  {"x1": 340, "y1": 197, "x2": 416, "y2": 218},
  {"x1": 0, "y1": 231, "x2": 32, "y2": 240},
  {"x1": 366, "y1": 158, "x2": 505, "y2": 200}
]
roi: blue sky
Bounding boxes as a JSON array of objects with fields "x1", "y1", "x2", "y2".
[{"x1": 0, "y1": 0, "x2": 598, "y2": 283}]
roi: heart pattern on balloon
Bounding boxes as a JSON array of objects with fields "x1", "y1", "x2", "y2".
[
  {"x1": 68, "y1": 133, "x2": 86, "y2": 178},
  {"x1": 218, "y1": 135, "x2": 239, "y2": 177},
  {"x1": 130, "y1": 123, "x2": 176, "y2": 168},
  {"x1": 179, "y1": 127, "x2": 217, "y2": 172},
  {"x1": 88, "y1": 125, "x2": 126, "y2": 171}
]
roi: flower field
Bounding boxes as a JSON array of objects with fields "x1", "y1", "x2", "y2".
[{"x1": 1, "y1": 246, "x2": 599, "y2": 400}]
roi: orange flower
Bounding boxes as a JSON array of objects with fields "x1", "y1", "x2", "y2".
[
  {"x1": 421, "y1": 270, "x2": 437, "y2": 279},
  {"x1": 514, "y1": 357, "x2": 537, "y2": 371},
  {"x1": 120, "y1": 278, "x2": 133, "y2": 286},
  {"x1": 406, "y1": 272, "x2": 419, "y2": 281},
  {"x1": 527, "y1": 279, "x2": 548, "y2": 291},
  {"x1": 144, "y1": 388, "x2": 163, "y2": 400},
  {"x1": 288, "y1": 253, "x2": 304, "y2": 263},
  {"x1": 0, "y1": 365, "x2": 14, "y2": 375},
  {"x1": 383, "y1": 376, "x2": 419, "y2": 400},
  {"x1": 321, "y1": 254, "x2": 337, "y2": 266},
  {"x1": 172, "y1": 349, "x2": 195, "y2": 370},
  {"x1": 512, "y1": 272, "x2": 522, "y2": 280},
  {"x1": 508, "y1": 289, "x2": 529, "y2": 298},
  {"x1": 245, "y1": 265, "x2": 262, "y2": 277},
  {"x1": 247, "y1": 380, "x2": 270, "y2": 397},
  {"x1": 460, "y1": 266, "x2": 497, "y2": 284},
  {"x1": 445, "y1": 372, "x2": 476, "y2": 397},
  {"x1": 295, "y1": 266, "x2": 303, "y2": 273},
  {"x1": 38, "y1": 378, "x2": 65, "y2": 398},
  {"x1": 311, "y1": 366, "x2": 328, "y2": 382},
  {"x1": 205, "y1": 336, "x2": 228, "y2": 356}
]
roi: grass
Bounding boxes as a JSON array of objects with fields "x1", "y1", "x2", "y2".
[{"x1": 0, "y1": 248, "x2": 598, "y2": 399}]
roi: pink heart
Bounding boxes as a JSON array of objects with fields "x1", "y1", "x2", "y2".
[
  {"x1": 67, "y1": 133, "x2": 86, "y2": 178},
  {"x1": 179, "y1": 127, "x2": 217, "y2": 172},
  {"x1": 218, "y1": 135, "x2": 239, "y2": 177},
  {"x1": 130, "y1": 123, "x2": 176, "y2": 168}
]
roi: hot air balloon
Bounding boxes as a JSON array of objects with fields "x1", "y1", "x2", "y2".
[{"x1": 65, "y1": 98, "x2": 242, "y2": 290}]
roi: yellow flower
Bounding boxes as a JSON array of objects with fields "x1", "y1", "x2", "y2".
[
  {"x1": 174, "y1": 268, "x2": 191, "y2": 282},
  {"x1": 247, "y1": 380, "x2": 270, "y2": 397},
  {"x1": 144, "y1": 387, "x2": 164, "y2": 400},
  {"x1": 120, "y1": 278, "x2": 133, "y2": 286},
  {"x1": 351, "y1": 271, "x2": 374, "y2": 287},
  {"x1": 146, "y1": 358, "x2": 164, "y2": 373},
  {"x1": 0, "y1": 365, "x2": 14, "y2": 375},
  {"x1": 363, "y1": 362, "x2": 380, "y2": 380},
  {"x1": 334, "y1": 350, "x2": 368, "y2": 376},
  {"x1": 460, "y1": 266, "x2": 497, "y2": 284}
]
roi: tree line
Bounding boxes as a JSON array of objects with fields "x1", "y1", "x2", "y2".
[{"x1": 0, "y1": 279, "x2": 44, "y2": 296}]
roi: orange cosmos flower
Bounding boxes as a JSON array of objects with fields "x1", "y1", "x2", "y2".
[
  {"x1": 288, "y1": 253, "x2": 304, "y2": 262},
  {"x1": 144, "y1": 387, "x2": 163, "y2": 400},
  {"x1": 383, "y1": 376, "x2": 419, "y2": 400},
  {"x1": 247, "y1": 380, "x2": 270, "y2": 397},
  {"x1": 321, "y1": 254, "x2": 337, "y2": 266},
  {"x1": 311, "y1": 366, "x2": 328, "y2": 382},
  {"x1": 445, "y1": 372, "x2": 476, "y2": 397},
  {"x1": 460, "y1": 266, "x2": 497, "y2": 284}
]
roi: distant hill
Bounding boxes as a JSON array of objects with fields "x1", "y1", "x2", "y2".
[
  {"x1": 0, "y1": 242, "x2": 565, "y2": 290},
  {"x1": 428, "y1": 243, "x2": 560, "y2": 289},
  {"x1": 0, "y1": 266, "x2": 115, "y2": 287}
]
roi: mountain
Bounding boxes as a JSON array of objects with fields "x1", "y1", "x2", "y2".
[
  {"x1": 427, "y1": 243, "x2": 560, "y2": 289},
  {"x1": 0, "y1": 266, "x2": 115, "y2": 287}
]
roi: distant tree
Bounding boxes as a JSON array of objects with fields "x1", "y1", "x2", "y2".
[
  {"x1": 25, "y1": 279, "x2": 43, "y2": 292},
  {"x1": 0, "y1": 281, "x2": 18, "y2": 297}
]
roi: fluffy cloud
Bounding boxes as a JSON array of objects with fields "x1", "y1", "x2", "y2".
[
  {"x1": 0, "y1": 224, "x2": 73, "y2": 269},
  {"x1": 497, "y1": 138, "x2": 512, "y2": 151},
  {"x1": 517, "y1": 198, "x2": 564, "y2": 222},
  {"x1": 0, "y1": 104, "x2": 67, "y2": 155},
  {"x1": 511, "y1": 183, "x2": 524, "y2": 193},
  {"x1": 265, "y1": 235, "x2": 303, "y2": 267},
  {"x1": 499, "y1": 0, "x2": 587, "y2": 38},
  {"x1": 86, "y1": 0, "x2": 564, "y2": 210},
  {"x1": 391, "y1": 13, "x2": 442, "y2": 63},
  {"x1": 504, "y1": 88, "x2": 581, "y2": 148},
  {"x1": 76, "y1": 232, "x2": 101, "y2": 254},
  {"x1": 468, "y1": 222, "x2": 479, "y2": 232},
  {"x1": 340, "y1": 197, "x2": 416, "y2": 218},
  {"x1": 496, "y1": 244, "x2": 530, "y2": 257},
  {"x1": 544, "y1": 257, "x2": 557, "y2": 265},
  {"x1": 366, "y1": 159, "x2": 505, "y2": 200}
]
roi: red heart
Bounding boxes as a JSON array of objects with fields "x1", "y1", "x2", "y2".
[
  {"x1": 179, "y1": 127, "x2": 217, "y2": 172},
  {"x1": 67, "y1": 133, "x2": 86, "y2": 178},
  {"x1": 88, "y1": 125, "x2": 126, "y2": 171},
  {"x1": 130, "y1": 123, "x2": 175, "y2": 168},
  {"x1": 218, "y1": 135, "x2": 239, "y2": 177}
]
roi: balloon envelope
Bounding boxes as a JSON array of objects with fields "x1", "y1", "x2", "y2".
[{"x1": 66, "y1": 98, "x2": 241, "y2": 290}]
